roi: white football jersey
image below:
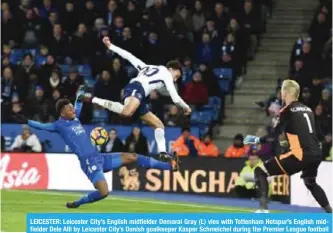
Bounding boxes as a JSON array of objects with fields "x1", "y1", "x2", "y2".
[
  {"x1": 109, "y1": 44, "x2": 189, "y2": 109},
  {"x1": 131, "y1": 65, "x2": 171, "y2": 95}
]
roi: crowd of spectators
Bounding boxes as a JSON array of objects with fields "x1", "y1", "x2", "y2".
[
  {"x1": 3, "y1": 0, "x2": 331, "y2": 160},
  {"x1": 256, "y1": 0, "x2": 332, "y2": 161},
  {"x1": 2, "y1": 0, "x2": 270, "y2": 129}
]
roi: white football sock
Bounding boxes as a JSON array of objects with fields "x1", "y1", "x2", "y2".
[
  {"x1": 155, "y1": 128, "x2": 166, "y2": 153},
  {"x1": 92, "y1": 97, "x2": 124, "y2": 114}
]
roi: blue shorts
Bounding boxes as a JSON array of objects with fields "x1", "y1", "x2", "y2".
[
  {"x1": 80, "y1": 154, "x2": 105, "y2": 185},
  {"x1": 123, "y1": 81, "x2": 150, "y2": 119},
  {"x1": 80, "y1": 153, "x2": 123, "y2": 184}
]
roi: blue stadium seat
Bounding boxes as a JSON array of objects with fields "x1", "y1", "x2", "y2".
[
  {"x1": 190, "y1": 111, "x2": 214, "y2": 125},
  {"x1": 213, "y1": 68, "x2": 233, "y2": 93},
  {"x1": 10, "y1": 49, "x2": 25, "y2": 65},
  {"x1": 77, "y1": 64, "x2": 92, "y2": 77},
  {"x1": 59, "y1": 65, "x2": 70, "y2": 75},
  {"x1": 218, "y1": 80, "x2": 231, "y2": 93},
  {"x1": 125, "y1": 65, "x2": 138, "y2": 78},
  {"x1": 85, "y1": 77, "x2": 96, "y2": 88},
  {"x1": 197, "y1": 124, "x2": 210, "y2": 136},
  {"x1": 200, "y1": 105, "x2": 215, "y2": 111},
  {"x1": 36, "y1": 56, "x2": 47, "y2": 67},
  {"x1": 92, "y1": 109, "x2": 108, "y2": 124},
  {"x1": 198, "y1": 97, "x2": 221, "y2": 120},
  {"x1": 208, "y1": 96, "x2": 222, "y2": 107},
  {"x1": 25, "y1": 49, "x2": 38, "y2": 57},
  {"x1": 213, "y1": 68, "x2": 233, "y2": 79}
]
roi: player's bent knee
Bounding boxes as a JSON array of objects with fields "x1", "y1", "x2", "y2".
[
  {"x1": 156, "y1": 122, "x2": 165, "y2": 129},
  {"x1": 303, "y1": 177, "x2": 316, "y2": 188},
  {"x1": 121, "y1": 153, "x2": 138, "y2": 163},
  {"x1": 94, "y1": 180, "x2": 109, "y2": 197},
  {"x1": 127, "y1": 153, "x2": 138, "y2": 162},
  {"x1": 99, "y1": 190, "x2": 108, "y2": 198},
  {"x1": 121, "y1": 108, "x2": 134, "y2": 117},
  {"x1": 121, "y1": 111, "x2": 133, "y2": 117}
]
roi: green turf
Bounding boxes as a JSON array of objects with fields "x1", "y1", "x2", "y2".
[{"x1": 1, "y1": 189, "x2": 254, "y2": 232}]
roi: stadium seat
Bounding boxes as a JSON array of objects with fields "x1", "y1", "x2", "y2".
[
  {"x1": 25, "y1": 49, "x2": 38, "y2": 57},
  {"x1": 85, "y1": 77, "x2": 96, "y2": 88},
  {"x1": 92, "y1": 109, "x2": 109, "y2": 124},
  {"x1": 212, "y1": 68, "x2": 233, "y2": 93},
  {"x1": 197, "y1": 124, "x2": 210, "y2": 136},
  {"x1": 125, "y1": 65, "x2": 138, "y2": 78},
  {"x1": 208, "y1": 96, "x2": 222, "y2": 107},
  {"x1": 77, "y1": 64, "x2": 92, "y2": 77},
  {"x1": 213, "y1": 68, "x2": 233, "y2": 79},
  {"x1": 197, "y1": 97, "x2": 221, "y2": 120},
  {"x1": 10, "y1": 49, "x2": 25, "y2": 65},
  {"x1": 36, "y1": 56, "x2": 47, "y2": 67},
  {"x1": 59, "y1": 64, "x2": 70, "y2": 75},
  {"x1": 190, "y1": 111, "x2": 214, "y2": 125}
]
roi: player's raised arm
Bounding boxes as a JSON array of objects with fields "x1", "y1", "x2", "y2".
[
  {"x1": 28, "y1": 120, "x2": 57, "y2": 132},
  {"x1": 102, "y1": 37, "x2": 146, "y2": 71},
  {"x1": 12, "y1": 114, "x2": 57, "y2": 132},
  {"x1": 244, "y1": 107, "x2": 289, "y2": 145},
  {"x1": 164, "y1": 75, "x2": 191, "y2": 114},
  {"x1": 74, "y1": 86, "x2": 85, "y2": 118}
]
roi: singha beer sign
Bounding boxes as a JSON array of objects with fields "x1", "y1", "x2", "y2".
[
  {"x1": 145, "y1": 169, "x2": 239, "y2": 194},
  {"x1": 112, "y1": 157, "x2": 290, "y2": 203}
]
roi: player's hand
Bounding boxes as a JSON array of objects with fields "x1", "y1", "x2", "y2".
[
  {"x1": 184, "y1": 107, "x2": 192, "y2": 115},
  {"x1": 243, "y1": 135, "x2": 260, "y2": 145},
  {"x1": 12, "y1": 114, "x2": 28, "y2": 124},
  {"x1": 102, "y1": 37, "x2": 112, "y2": 48}
]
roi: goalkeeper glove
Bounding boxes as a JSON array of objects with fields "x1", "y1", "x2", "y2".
[{"x1": 243, "y1": 135, "x2": 260, "y2": 145}]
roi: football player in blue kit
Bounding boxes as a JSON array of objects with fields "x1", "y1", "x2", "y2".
[{"x1": 13, "y1": 87, "x2": 179, "y2": 208}]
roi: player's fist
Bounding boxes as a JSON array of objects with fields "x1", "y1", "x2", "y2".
[
  {"x1": 184, "y1": 107, "x2": 192, "y2": 115},
  {"x1": 243, "y1": 135, "x2": 260, "y2": 145},
  {"x1": 102, "y1": 37, "x2": 111, "y2": 48}
]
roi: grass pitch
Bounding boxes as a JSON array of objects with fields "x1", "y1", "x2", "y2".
[{"x1": 1, "y1": 189, "x2": 255, "y2": 232}]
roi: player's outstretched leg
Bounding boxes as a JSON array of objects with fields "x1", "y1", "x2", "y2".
[
  {"x1": 103, "y1": 152, "x2": 180, "y2": 172},
  {"x1": 135, "y1": 152, "x2": 180, "y2": 171},
  {"x1": 254, "y1": 166, "x2": 269, "y2": 213},
  {"x1": 303, "y1": 177, "x2": 332, "y2": 213},
  {"x1": 78, "y1": 91, "x2": 126, "y2": 115},
  {"x1": 66, "y1": 176, "x2": 109, "y2": 209}
]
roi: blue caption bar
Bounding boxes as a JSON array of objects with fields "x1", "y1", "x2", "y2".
[{"x1": 27, "y1": 213, "x2": 332, "y2": 233}]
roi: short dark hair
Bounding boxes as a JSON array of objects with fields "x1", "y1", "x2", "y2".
[
  {"x1": 110, "y1": 128, "x2": 117, "y2": 133},
  {"x1": 181, "y1": 127, "x2": 190, "y2": 133},
  {"x1": 56, "y1": 98, "x2": 71, "y2": 114},
  {"x1": 23, "y1": 53, "x2": 33, "y2": 60},
  {"x1": 234, "y1": 134, "x2": 244, "y2": 141},
  {"x1": 166, "y1": 60, "x2": 181, "y2": 71}
]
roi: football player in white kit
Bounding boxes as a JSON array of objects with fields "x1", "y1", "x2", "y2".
[{"x1": 81, "y1": 37, "x2": 191, "y2": 160}]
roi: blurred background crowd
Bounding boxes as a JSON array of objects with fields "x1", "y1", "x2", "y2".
[{"x1": 1, "y1": 0, "x2": 332, "y2": 161}]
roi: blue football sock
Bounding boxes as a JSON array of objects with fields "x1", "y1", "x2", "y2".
[
  {"x1": 74, "y1": 191, "x2": 106, "y2": 207},
  {"x1": 137, "y1": 154, "x2": 171, "y2": 170}
]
